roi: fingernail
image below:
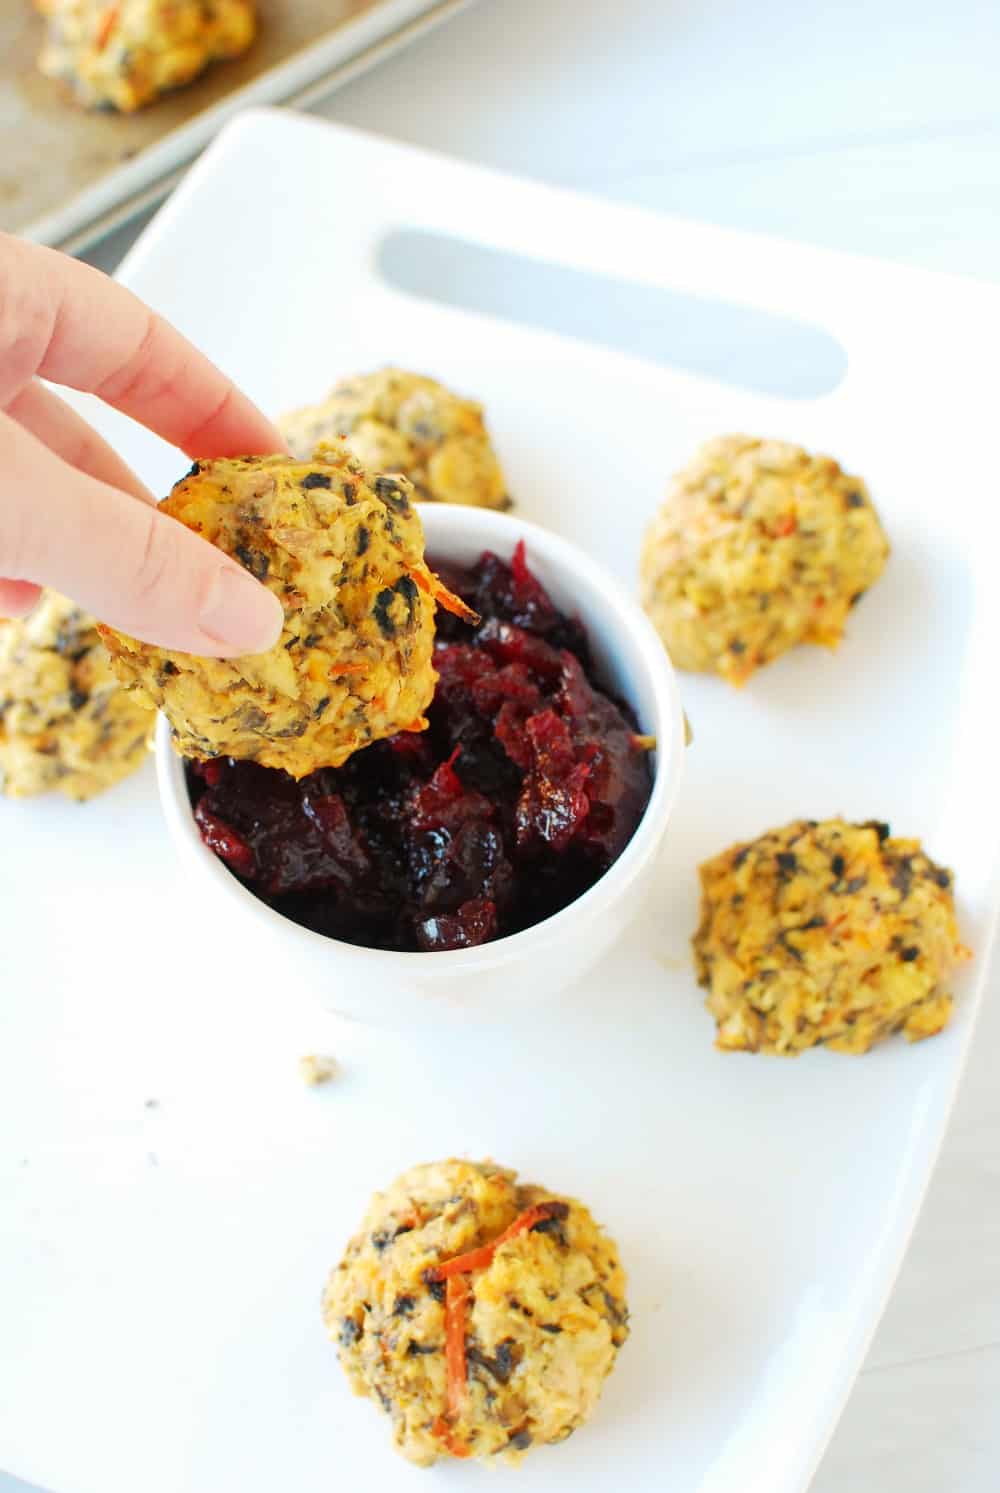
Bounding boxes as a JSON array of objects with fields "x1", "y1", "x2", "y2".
[
  {"x1": 0, "y1": 580, "x2": 43, "y2": 621},
  {"x1": 199, "y1": 567, "x2": 284, "y2": 654}
]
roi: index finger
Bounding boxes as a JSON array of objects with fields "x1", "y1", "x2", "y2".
[{"x1": 0, "y1": 232, "x2": 285, "y2": 459}]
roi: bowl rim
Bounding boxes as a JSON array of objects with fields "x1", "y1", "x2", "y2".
[{"x1": 156, "y1": 505, "x2": 686, "y2": 973}]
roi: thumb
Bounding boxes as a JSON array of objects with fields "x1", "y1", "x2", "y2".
[{"x1": 0, "y1": 412, "x2": 283, "y2": 656}]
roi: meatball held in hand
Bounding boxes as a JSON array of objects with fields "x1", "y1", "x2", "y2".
[
  {"x1": 323, "y1": 1159, "x2": 628, "y2": 1465},
  {"x1": 99, "y1": 450, "x2": 474, "y2": 778},
  {"x1": 641, "y1": 435, "x2": 889, "y2": 686}
]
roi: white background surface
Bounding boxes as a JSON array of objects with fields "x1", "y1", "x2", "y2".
[{"x1": 5, "y1": 1, "x2": 999, "y2": 1490}]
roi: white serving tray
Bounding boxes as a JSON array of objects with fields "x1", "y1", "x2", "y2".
[{"x1": 2, "y1": 110, "x2": 999, "y2": 1493}]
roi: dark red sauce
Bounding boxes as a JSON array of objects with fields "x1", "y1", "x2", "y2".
[{"x1": 186, "y1": 542, "x2": 653, "y2": 952}]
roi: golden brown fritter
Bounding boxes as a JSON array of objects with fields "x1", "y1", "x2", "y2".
[
  {"x1": 694, "y1": 819, "x2": 969, "y2": 1055},
  {"x1": 36, "y1": 0, "x2": 256, "y2": 112},
  {"x1": 281, "y1": 368, "x2": 510, "y2": 510},
  {"x1": 99, "y1": 450, "x2": 470, "y2": 778},
  {"x1": 323, "y1": 1159, "x2": 628, "y2": 1466},
  {"x1": 640, "y1": 435, "x2": 890, "y2": 685},
  {"x1": 0, "y1": 592, "x2": 153, "y2": 801}
]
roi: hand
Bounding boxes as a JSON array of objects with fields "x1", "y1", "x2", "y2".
[{"x1": 0, "y1": 232, "x2": 285, "y2": 656}]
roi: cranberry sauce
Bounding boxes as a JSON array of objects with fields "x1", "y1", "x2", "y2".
[{"x1": 186, "y1": 542, "x2": 653, "y2": 952}]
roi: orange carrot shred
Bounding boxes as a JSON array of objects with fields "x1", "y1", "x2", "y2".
[
  {"x1": 427, "y1": 1200, "x2": 569, "y2": 1282},
  {"x1": 428, "y1": 1202, "x2": 568, "y2": 1457},
  {"x1": 444, "y1": 1274, "x2": 469, "y2": 1419},
  {"x1": 428, "y1": 1279, "x2": 472, "y2": 1459},
  {"x1": 409, "y1": 565, "x2": 480, "y2": 625},
  {"x1": 435, "y1": 585, "x2": 479, "y2": 625},
  {"x1": 772, "y1": 514, "x2": 798, "y2": 538},
  {"x1": 95, "y1": 4, "x2": 119, "y2": 49},
  {"x1": 328, "y1": 661, "x2": 367, "y2": 678},
  {"x1": 431, "y1": 1416, "x2": 471, "y2": 1459}
]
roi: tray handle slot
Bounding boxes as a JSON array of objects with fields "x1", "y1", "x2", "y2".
[{"x1": 377, "y1": 227, "x2": 848, "y2": 400}]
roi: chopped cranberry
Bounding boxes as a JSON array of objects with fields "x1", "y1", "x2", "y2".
[
  {"x1": 192, "y1": 760, "x2": 373, "y2": 897},
  {"x1": 408, "y1": 750, "x2": 495, "y2": 833},
  {"x1": 387, "y1": 730, "x2": 434, "y2": 769},
  {"x1": 186, "y1": 546, "x2": 652, "y2": 953},
  {"x1": 477, "y1": 618, "x2": 564, "y2": 684},
  {"x1": 416, "y1": 898, "x2": 498, "y2": 952},
  {"x1": 478, "y1": 541, "x2": 560, "y2": 635},
  {"x1": 514, "y1": 710, "x2": 591, "y2": 855},
  {"x1": 193, "y1": 804, "x2": 256, "y2": 879},
  {"x1": 494, "y1": 701, "x2": 534, "y2": 769},
  {"x1": 190, "y1": 758, "x2": 225, "y2": 787},
  {"x1": 409, "y1": 820, "x2": 513, "y2": 922}
]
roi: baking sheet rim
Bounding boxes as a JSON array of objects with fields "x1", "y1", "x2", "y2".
[{"x1": 20, "y1": 0, "x2": 475, "y2": 252}]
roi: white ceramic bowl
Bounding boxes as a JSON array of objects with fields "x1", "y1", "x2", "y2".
[{"x1": 156, "y1": 505, "x2": 685, "y2": 1025}]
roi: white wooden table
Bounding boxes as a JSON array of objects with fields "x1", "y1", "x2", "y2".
[{"x1": 6, "y1": 2, "x2": 998, "y2": 1488}]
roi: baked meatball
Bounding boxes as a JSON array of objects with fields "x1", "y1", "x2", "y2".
[
  {"x1": 281, "y1": 368, "x2": 510, "y2": 510},
  {"x1": 694, "y1": 819, "x2": 968, "y2": 1055},
  {"x1": 0, "y1": 592, "x2": 152, "y2": 801},
  {"x1": 35, "y1": 0, "x2": 255, "y2": 112},
  {"x1": 640, "y1": 435, "x2": 889, "y2": 685},
  {"x1": 322, "y1": 1158, "x2": 628, "y2": 1466},
  {"x1": 99, "y1": 450, "x2": 473, "y2": 778}
]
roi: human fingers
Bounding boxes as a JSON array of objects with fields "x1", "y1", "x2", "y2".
[
  {"x1": 0, "y1": 381, "x2": 152, "y2": 619},
  {"x1": 4, "y1": 379, "x2": 156, "y2": 504},
  {"x1": 0, "y1": 233, "x2": 285, "y2": 458},
  {"x1": 0, "y1": 409, "x2": 283, "y2": 656},
  {"x1": 0, "y1": 579, "x2": 42, "y2": 617}
]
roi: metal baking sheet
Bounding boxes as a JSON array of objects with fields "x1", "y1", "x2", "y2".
[{"x1": 1, "y1": 0, "x2": 472, "y2": 251}]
